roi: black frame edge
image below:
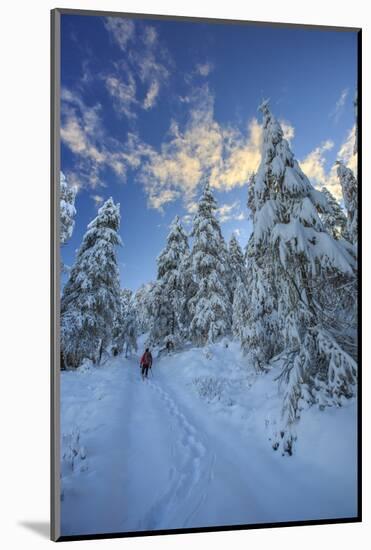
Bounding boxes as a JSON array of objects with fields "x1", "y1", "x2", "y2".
[{"x1": 57, "y1": 516, "x2": 361, "y2": 543}]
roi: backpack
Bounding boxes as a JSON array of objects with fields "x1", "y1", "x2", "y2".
[{"x1": 142, "y1": 351, "x2": 151, "y2": 366}]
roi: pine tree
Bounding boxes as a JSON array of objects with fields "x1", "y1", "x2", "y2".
[
  {"x1": 179, "y1": 247, "x2": 197, "y2": 342},
  {"x1": 189, "y1": 181, "x2": 231, "y2": 345},
  {"x1": 112, "y1": 289, "x2": 138, "y2": 357},
  {"x1": 232, "y1": 277, "x2": 249, "y2": 340},
  {"x1": 239, "y1": 172, "x2": 280, "y2": 368},
  {"x1": 228, "y1": 234, "x2": 246, "y2": 294},
  {"x1": 336, "y1": 161, "x2": 358, "y2": 245},
  {"x1": 61, "y1": 198, "x2": 122, "y2": 369},
  {"x1": 149, "y1": 216, "x2": 189, "y2": 347},
  {"x1": 60, "y1": 171, "x2": 76, "y2": 245},
  {"x1": 246, "y1": 244, "x2": 280, "y2": 369},
  {"x1": 319, "y1": 187, "x2": 347, "y2": 240},
  {"x1": 247, "y1": 101, "x2": 357, "y2": 454},
  {"x1": 133, "y1": 282, "x2": 155, "y2": 334}
]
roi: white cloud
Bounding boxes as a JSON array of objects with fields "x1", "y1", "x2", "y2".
[
  {"x1": 217, "y1": 201, "x2": 246, "y2": 223},
  {"x1": 104, "y1": 74, "x2": 138, "y2": 118},
  {"x1": 281, "y1": 120, "x2": 295, "y2": 143},
  {"x1": 135, "y1": 51, "x2": 170, "y2": 111},
  {"x1": 103, "y1": 19, "x2": 171, "y2": 115},
  {"x1": 61, "y1": 88, "x2": 129, "y2": 189},
  {"x1": 330, "y1": 88, "x2": 349, "y2": 123},
  {"x1": 181, "y1": 213, "x2": 193, "y2": 227},
  {"x1": 142, "y1": 26, "x2": 157, "y2": 46},
  {"x1": 337, "y1": 125, "x2": 357, "y2": 172},
  {"x1": 195, "y1": 63, "x2": 214, "y2": 77},
  {"x1": 64, "y1": 171, "x2": 83, "y2": 192},
  {"x1": 91, "y1": 194, "x2": 104, "y2": 206},
  {"x1": 143, "y1": 80, "x2": 160, "y2": 110},
  {"x1": 104, "y1": 17, "x2": 135, "y2": 51}
]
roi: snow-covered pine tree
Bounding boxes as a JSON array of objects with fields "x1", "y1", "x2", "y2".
[
  {"x1": 121, "y1": 307, "x2": 138, "y2": 357},
  {"x1": 238, "y1": 172, "x2": 280, "y2": 368},
  {"x1": 178, "y1": 246, "x2": 197, "y2": 343},
  {"x1": 149, "y1": 216, "x2": 189, "y2": 347},
  {"x1": 228, "y1": 234, "x2": 246, "y2": 294},
  {"x1": 60, "y1": 171, "x2": 76, "y2": 245},
  {"x1": 133, "y1": 282, "x2": 155, "y2": 334},
  {"x1": 247, "y1": 100, "x2": 357, "y2": 455},
  {"x1": 319, "y1": 187, "x2": 348, "y2": 240},
  {"x1": 61, "y1": 198, "x2": 122, "y2": 369},
  {"x1": 189, "y1": 180, "x2": 231, "y2": 345},
  {"x1": 112, "y1": 289, "x2": 138, "y2": 357},
  {"x1": 232, "y1": 276, "x2": 249, "y2": 340},
  {"x1": 336, "y1": 161, "x2": 358, "y2": 245}
]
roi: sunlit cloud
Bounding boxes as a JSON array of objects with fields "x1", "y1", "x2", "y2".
[
  {"x1": 64, "y1": 66, "x2": 354, "y2": 217},
  {"x1": 137, "y1": 86, "x2": 266, "y2": 210},
  {"x1": 337, "y1": 125, "x2": 357, "y2": 172},
  {"x1": 300, "y1": 140, "x2": 334, "y2": 187},
  {"x1": 299, "y1": 127, "x2": 357, "y2": 199}
]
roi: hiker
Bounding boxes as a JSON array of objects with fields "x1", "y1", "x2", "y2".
[
  {"x1": 140, "y1": 348, "x2": 153, "y2": 379},
  {"x1": 166, "y1": 340, "x2": 174, "y2": 353}
]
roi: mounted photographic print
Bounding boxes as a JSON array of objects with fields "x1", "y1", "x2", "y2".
[{"x1": 51, "y1": 8, "x2": 361, "y2": 542}]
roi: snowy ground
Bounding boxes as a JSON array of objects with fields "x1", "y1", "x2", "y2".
[{"x1": 60, "y1": 336, "x2": 358, "y2": 536}]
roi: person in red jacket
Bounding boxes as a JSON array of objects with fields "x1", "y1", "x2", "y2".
[{"x1": 140, "y1": 348, "x2": 153, "y2": 379}]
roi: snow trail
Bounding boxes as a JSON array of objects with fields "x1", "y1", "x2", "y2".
[{"x1": 61, "y1": 348, "x2": 357, "y2": 537}]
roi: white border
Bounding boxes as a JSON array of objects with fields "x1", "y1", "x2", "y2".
[{"x1": 1, "y1": 1, "x2": 369, "y2": 548}]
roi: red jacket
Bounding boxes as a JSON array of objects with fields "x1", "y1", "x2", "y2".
[{"x1": 140, "y1": 351, "x2": 152, "y2": 367}]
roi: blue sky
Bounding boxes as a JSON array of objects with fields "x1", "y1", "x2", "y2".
[{"x1": 60, "y1": 13, "x2": 358, "y2": 291}]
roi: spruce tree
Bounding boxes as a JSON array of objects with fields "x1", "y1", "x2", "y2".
[
  {"x1": 112, "y1": 289, "x2": 138, "y2": 357},
  {"x1": 189, "y1": 181, "x2": 231, "y2": 345},
  {"x1": 240, "y1": 172, "x2": 280, "y2": 368},
  {"x1": 320, "y1": 187, "x2": 348, "y2": 240},
  {"x1": 228, "y1": 234, "x2": 246, "y2": 294},
  {"x1": 133, "y1": 282, "x2": 155, "y2": 334},
  {"x1": 179, "y1": 247, "x2": 197, "y2": 343},
  {"x1": 149, "y1": 216, "x2": 189, "y2": 347},
  {"x1": 60, "y1": 171, "x2": 76, "y2": 245},
  {"x1": 232, "y1": 277, "x2": 249, "y2": 340},
  {"x1": 336, "y1": 161, "x2": 358, "y2": 245},
  {"x1": 246, "y1": 101, "x2": 357, "y2": 454},
  {"x1": 61, "y1": 198, "x2": 122, "y2": 368}
]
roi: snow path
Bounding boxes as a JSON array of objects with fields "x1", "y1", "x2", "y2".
[{"x1": 61, "y1": 351, "x2": 357, "y2": 536}]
